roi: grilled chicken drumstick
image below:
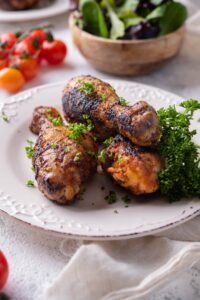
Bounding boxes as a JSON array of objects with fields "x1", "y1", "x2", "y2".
[
  {"x1": 101, "y1": 135, "x2": 162, "y2": 195},
  {"x1": 62, "y1": 75, "x2": 160, "y2": 146},
  {"x1": 30, "y1": 106, "x2": 98, "y2": 204}
]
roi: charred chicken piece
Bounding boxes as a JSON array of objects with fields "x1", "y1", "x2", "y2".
[
  {"x1": 62, "y1": 75, "x2": 119, "y2": 140},
  {"x1": 101, "y1": 135, "x2": 162, "y2": 195},
  {"x1": 30, "y1": 106, "x2": 98, "y2": 204},
  {"x1": 30, "y1": 106, "x2": 61, "y2": 134},
  {"x1": 62, "y1": 75, "x2": 160, "y2": 146}
]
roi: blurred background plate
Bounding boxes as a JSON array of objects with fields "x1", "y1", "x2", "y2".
[{"x1": 0, "y1": 0, "x2": 70, "y2": 22}]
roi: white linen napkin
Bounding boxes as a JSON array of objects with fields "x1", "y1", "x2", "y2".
[
  {"x1": 45, "y1": 236, "x2": 200, "y2": 300},
  {"x1": 44, "y1": 215, "x2": 200, "y2": 300}
]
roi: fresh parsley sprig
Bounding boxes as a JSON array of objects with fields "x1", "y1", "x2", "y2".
[{"x1": 158, "y1": 99, "x2": 200, "y2": 201}]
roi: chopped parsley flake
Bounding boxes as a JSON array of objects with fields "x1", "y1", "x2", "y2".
[
  {"x1": 119, "y1": 97, "x2": 129, "y2": 106},
  {"x1": 26, "y1": 180, "x2": 35, "y2": 187},
  {"x1": 83, "y1": 114, "x2": 94, "y2": 131},
  {"x1": 25, "y1": 140, "x2": 34, "y2": 159},
  {"x1": 51, "y1": 144, "x2": 58, "y2": 149},
  {"x1": 68, "y1": 123, "x2": 88, "y2": 140},
  {"x1": 47, "y1": 108, "x2": 52, "y2": 113},
  {"x1": 104, "y1": 191, "x2": 117, "y2": 204},
  {"x1": 103, "y1": 137, "x2": 113, "y2": 146},
  {"x1": 87, "y1": 123, "x2": 94, "y2": 131},
  {"x1": 49, "y1": 115, "x2": 63, "y2": 126},
  {"x1": 122, "y1": 194, "x2": 131, "y2": 204},
  {"x1": 83, "y1": 114, "x2": 90, "y2": 120},
  {"x1": 78, "y1": 82, "x2": 95, "y2": 94},
  {"x1": 2, "y1": 114, "x2": 10, "y2": 123},
  {"x1": 65, "y1": 146, "x2": 71, "y2": 153},
  {"x1": 74, "y1": 152, "x2": 82, "y2": 161},
  {"x1": 98, "y1": 149, "x2": 107, "y2": 163},
  {"x1": 93, "y1": 136, "x2": 97, "y2": 142},
  {"x1": 87, "y1": 151, "x2": 96, "y2": 159},
  {"x1": 100, "y1": 93, "x2": 106, "y2": 102}
]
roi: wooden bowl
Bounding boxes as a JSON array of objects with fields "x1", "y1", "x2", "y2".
[{"x1": 69, "y1": 13, "x2": 185, "y2": 76}]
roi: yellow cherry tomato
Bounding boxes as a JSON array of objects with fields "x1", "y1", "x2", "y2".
[{"x1": 0, "y1": 68, "x2": 25, "y2": 93}]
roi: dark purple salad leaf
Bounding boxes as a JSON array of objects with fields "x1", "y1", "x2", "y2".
[{"x1": 124, "y1": 21, "x2": 160, "y2": 39}]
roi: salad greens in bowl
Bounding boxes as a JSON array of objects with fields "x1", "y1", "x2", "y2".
[
  {"x1": 75, "y1": 0, "x2": 188, "y2": 40},
  {"x1": 69, "y1": 0, "x2": 187, "y2": 76}
]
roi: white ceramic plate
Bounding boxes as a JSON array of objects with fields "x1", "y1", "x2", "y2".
[
  {"x1": 0, "y1": 0, "x2": 70, "y2": 22},
  {"x1": 1, "y1": 80, "x2": 200, "y2": 240}
]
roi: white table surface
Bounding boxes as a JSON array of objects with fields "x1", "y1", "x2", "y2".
[{"x1": 1, "y1": 3, "x2": 200, "y2": 300}]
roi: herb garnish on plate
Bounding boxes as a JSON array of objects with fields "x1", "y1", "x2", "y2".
[
  {"x1": 26, "y1": 180, "x2": 35, "y2": 187},
  {"x1": 158, "y1": 99, "x2": 200, "y2": 201},
  {"x1": 68, "y1": 123, "x2": 89, "y2": 140},
  {"x1": 105, "y1": 190, "x2": 117, "y2": 204},
  {"x1": 25, "y1": 140, "x2": 34, "y2": 159}
]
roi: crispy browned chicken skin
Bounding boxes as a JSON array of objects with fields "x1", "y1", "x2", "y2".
[
  {"x1": 101, "y1": 135, "x2": 162, "y2": 195},
  {"x1": 62, "y1": 75, "x2": 160, "y2": 146},
  {"x1": 30, "y1": 106, "x2": 98, "y2": 204},
  {"x1": 30, "y1": 106, "x2": 60, "y2": 134}
]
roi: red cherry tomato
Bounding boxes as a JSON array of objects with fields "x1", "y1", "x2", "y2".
[
  {"x1": 11, "y1": 57, "x2": 39, "y2": 81},
  {"x1": 0, "y1": 251, "x2": 9, "y2": 290},
  {"x1": 14, "y1": 36, "x2": 40, "y2": 57},
  {"x1": 0, "y1": 32, "x2": 17, "y2": 50},
  {"x1": 30, "y1": 29, "x2": 52, "y2": 45},
  {"x1": 0, "y1": 59, "x2": 8, "y2": 70},
  {"x1": 40, "y1": 40, "x2": 67, "y2": 65}
]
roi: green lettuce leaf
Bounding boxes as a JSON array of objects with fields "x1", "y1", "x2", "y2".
[
  {"x1": 80, "y1": 0, "x2": 109, "y2": 38},
  {"x1": 146, "y1": 4, "x2": 167, "y2": 20},
  {"x1": 124, "y1": 14, "x2": 144, "y2": 29},
  {"x1": 104, "y1": 0, "x2": 125, "y2": 39},
  {"x1": 150, "y1": 0, "x2": 164, "y2": 5},
  {"x1": 159, "y1": 2, "x2": 188, "y2": 35},
  {"x1": 116, "y1": 0, "x2": 139, "y2": 18}
]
